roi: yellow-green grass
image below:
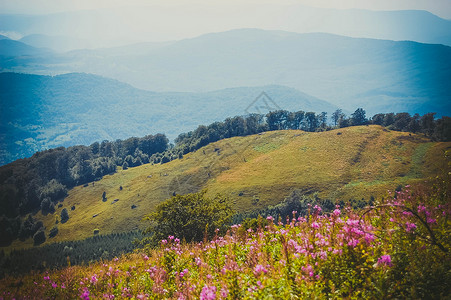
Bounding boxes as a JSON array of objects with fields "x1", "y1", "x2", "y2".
[{"x1": 8, "y1": 125, "x2": 450, "y2": 250}]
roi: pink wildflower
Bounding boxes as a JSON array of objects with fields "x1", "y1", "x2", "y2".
[
  {"x1": 417, "y1": 205, "x2": 427, "y2": 213},
  {"x1": 377, "y1": 255, "x2": 393, "y2": 267},
  {"x1": 179, "y1": 268, "x2": 189, "y2": 278},
  {"x1": 254, "y1": 264, "x2": 268, "y2": 275},
  {"x1": 195, "y1": 257, "x2": 202, "y2": 266},
  {"x1": 81, "y1": 288, "x2": 90, "y2": 300},
  {"x1": 200, "y1": 285, "x2": 217, "y2": 300},
  {"x1": 427, "y1": 217, "x2": 437, "y2": 224},
  {"x1": 90, "y1": 275, "x2": 98, "y2": 284},
  {"x1": 302, "y1": 264, "x2": 314, "y2": 277},
  {"x1": 347, "y1": 238, "x2": 359, "y2": 248},
  {"x1": 311, "y1": 222, "x2": 320, "y2": 229},
  {"x1": 314, "y1": 205, "x2": 322, "y2": 213},
  {"x1": 364, "y1": 233, "x2": 375, "y2": 243},
  {"x1": 220, "y1": 288, "x2": 229, "y2": 298},
  {"x1": 405, "y1": 222, "x2": 417, "y2": 232}
]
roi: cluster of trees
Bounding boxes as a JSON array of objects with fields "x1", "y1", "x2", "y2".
[
  {"x1": 168, "y1": 109, "x2": 450, "y2": 159},
  {"x1": 171, "y1": 112, "x2": 326, "y2": 155},
  {"x1": 370, "y1": 112, "x2": 450, "y2": 141},
  {"x1": 0, "y1": 134, "x2": 168, "y2": 245},
  {"x1": 0, "y1": 231, "x2": 142, "y2": 278},
  {"x1": 0, "y1": 213, "x2": 62, "y2": 247},
  {"x1": 333, "y1": 109, "x2": 450, "y2": 141}
]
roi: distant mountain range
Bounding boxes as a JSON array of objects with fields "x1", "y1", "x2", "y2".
[
  {"x1": 1, "y1": 29, "x2": 450, "y2": 118},
  {"x1": 271, "y1": 7, "x2": 451, "y2": 46},
  {"x1": 0, "y1": 38, "x2": 50, "y2": 57},
  {"x1": 18, "y1": 34, "x2": 91, "y2": 53},
  {"x1": 0, "y1": 72, "x2": 337, "y2": 165},
  {"x1": 1, "y1": 6, "x2": 450, "y2": 48}
]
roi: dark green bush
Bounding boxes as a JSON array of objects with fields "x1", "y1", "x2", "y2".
[
  {"x1": 39, "y1": 179, "x2": 67, "y2": 203},
  {"x1": 60, "y1": 208, "x2": 69, "y2": 223},
  {"x1": 33, "y1": 230, "x2": 46, "y2": 246},
  {"x1": 40, "y1": 197, "x2": 55, "y2": 215},
  {"x1": 49, "y1": 226, "x2": 58, "y2": 238}
]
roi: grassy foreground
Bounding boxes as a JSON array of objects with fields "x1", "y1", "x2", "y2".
[
  {"x1": 1, "y1": 181, "x2": 450, "y2": 299},
  {"x1": 11, "y1": 126, "x2": 450, "y2": 250}
]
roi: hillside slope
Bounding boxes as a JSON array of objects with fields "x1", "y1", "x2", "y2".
[{"x1": 9, "y1": 125, "x2": 449, "y2": 249}]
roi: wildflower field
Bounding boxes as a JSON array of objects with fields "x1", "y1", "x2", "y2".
[{"x1": 1, "y1": 183, "x2": 450, "y2": 299}]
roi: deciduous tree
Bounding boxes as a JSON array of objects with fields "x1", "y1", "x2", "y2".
[{"x1": 142, "y1": 190, "x2": 233, "y2": 246}]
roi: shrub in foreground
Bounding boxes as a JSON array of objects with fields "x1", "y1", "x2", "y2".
[{"x1": 142, "y1": 190, "x2": 234, "y2": 246}]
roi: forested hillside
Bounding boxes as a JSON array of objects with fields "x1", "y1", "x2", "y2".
[
  {"x1": 0, "y1": 134, "x2": 167, "y2": 245},
  {"x1": 1, "y1": 121, "x2": 449, "y2": 251}
]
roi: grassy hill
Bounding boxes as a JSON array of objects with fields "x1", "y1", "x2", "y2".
[{"x1": 8, "y1": 125, "x2": 449, "y2": 251}]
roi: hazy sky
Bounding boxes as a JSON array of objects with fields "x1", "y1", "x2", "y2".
[
  {"x1": 1, "y1": 0, "x2": 451, "y2": 18},
  {"x1": 1, "y1": 0, "x2": 450, "y2": 48}
]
